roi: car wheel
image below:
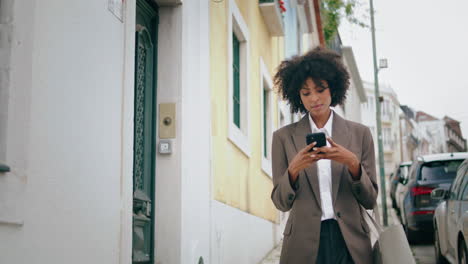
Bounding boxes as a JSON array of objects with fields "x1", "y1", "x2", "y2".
[
  {"x1": 434, "y1": 226, "x2": 448, "y2": 264},
  {"x1": 459, "y1": 239, "x2": 467, "y2": 264}
]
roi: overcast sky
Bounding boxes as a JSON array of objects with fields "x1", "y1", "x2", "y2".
[{"x1": 339, "y1": 0, "x2": 468, "y2": 138}]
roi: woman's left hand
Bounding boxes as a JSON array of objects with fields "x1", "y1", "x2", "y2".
[{"x1": 314, "y1": 137, "x2": 361, "y2": 180}]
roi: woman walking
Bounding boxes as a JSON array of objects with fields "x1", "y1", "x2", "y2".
[{"x1": 271, "y1": 46, "x2": 378, "y2": 264}]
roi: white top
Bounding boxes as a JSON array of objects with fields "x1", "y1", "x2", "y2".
[{"x1": 308, "y1": 111, "x2": 335, "y2": 221}]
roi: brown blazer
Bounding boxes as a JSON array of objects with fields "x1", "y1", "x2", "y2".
[{"x1": 271, "y1": 112, "x2": 378, "y2": 264}]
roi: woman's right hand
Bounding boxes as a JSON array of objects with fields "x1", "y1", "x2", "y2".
[{"x1": 287, "y1": 142, "x2": 320, "y2": 183}]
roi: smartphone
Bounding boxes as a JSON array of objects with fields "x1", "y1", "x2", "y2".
[{"x1": 306, "y1": 132, "x2": 326, "y2": 152}]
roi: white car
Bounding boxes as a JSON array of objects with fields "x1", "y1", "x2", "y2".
[{"x1": 432, "y1": 158, "x2": 468, "y2": 264}]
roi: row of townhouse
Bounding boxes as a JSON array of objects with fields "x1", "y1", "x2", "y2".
[
  {"x1": 360, "y1": 82, "x2": 467, "y2": 179},
  {"x1": 361, "y1": 81, "x2": 402, "y2": 176},
  {"x1": 400, "y1": 108, "x2": 467, "y2": 159},
  {"x1": 0, "y1": 0, "x2": 371, "y2": 263}
]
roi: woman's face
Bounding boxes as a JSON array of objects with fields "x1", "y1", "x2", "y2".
[{"x1": 300, "y1": 77, "x2": 332, "y2": 118}]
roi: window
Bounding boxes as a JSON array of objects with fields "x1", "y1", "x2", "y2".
[
  {"x1": 260, "y1": 58, "x2": 274, "y2": 177},
  {"x1": 263, "y1": 87, "x2": 269, "y2": 157},
  {"x1": 419, "y1": 160, "x2": 464, "y2": 181},
  {"x1": 382, "y1": 100, "x2": 388, "y2": 116},
  {"x1": 460, "y1": 171, "x2": 468, "y2": 200},
  {"x1": 454, "y1": 163, "x2": 468, "y2": 200},
  {"x1": 383, "y1": 127, "x2": 391, "y2": 147},
  {"x1": 233, "y1": 33, "x2": 241, "y2": 128},
  {"x1": 228, "y1": 0, "x2": 250, "y2": 156}
]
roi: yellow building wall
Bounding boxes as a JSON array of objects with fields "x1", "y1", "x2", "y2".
[{"x1": 210, "y1": 0, "x2": 284, "y2": 222}]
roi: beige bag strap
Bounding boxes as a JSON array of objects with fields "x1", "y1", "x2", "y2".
[
  {"x1": 362, "y1": 208, "x2": 384, "y2": 232},
  {"x1": 360, "y1": 206, "x2": 383, "y2": 246}
]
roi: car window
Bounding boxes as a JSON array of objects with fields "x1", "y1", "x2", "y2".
[
  {"x1": 458, "y1": 166, "x2": 468, "y2": 201},
  {"x1": 451, "y1": 163, "x2": 466, "y2": 199},
  {"x1": 419, "y1": 160, "x2": 463, "y2": 181}
]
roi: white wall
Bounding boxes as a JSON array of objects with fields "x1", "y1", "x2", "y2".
[
  {"x1": 342, "y1": 47, "x2": 365, "y2": 123},
  {"x1": 154, "y1": 5, "x2": 183, "y2": 264},
  {"x1": 341, "y1": 79, "x2": 363, "y2": 123},
  {"x1": 0, "y1": 0, "x2": 134, "y2": 263},
  {"x1": 154, "y1": 1, "x2": 212, "y2": 263},
  {"x1": 180, "y1": 0, "x2": 211, "y2": 263},
  {"x1": 0, "y1": 0, "x2": 33, "y2": 226},
  {"x1": 211, "y1": 200, "x2": 281, "y2": 264}
]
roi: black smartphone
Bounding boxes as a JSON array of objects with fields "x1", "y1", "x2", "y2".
[{"x1": 306, "y1": 132, "x2": 326, "y2": 152}]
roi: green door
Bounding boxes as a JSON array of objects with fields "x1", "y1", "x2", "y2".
[{"x1": 133, "y1": 1, "x2": 158, "y2": 263}]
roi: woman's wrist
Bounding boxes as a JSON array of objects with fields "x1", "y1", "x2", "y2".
[
  {"x1": 347, "y1": 156, "x2": 361, "y2": 180},
  {"x1": 288, "y1": 168, "x2": 298, "y2": 183}
]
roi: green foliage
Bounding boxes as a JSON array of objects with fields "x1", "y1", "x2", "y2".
[{"x1": 320, "y1": 0, "x2": 367, "y2": 44}]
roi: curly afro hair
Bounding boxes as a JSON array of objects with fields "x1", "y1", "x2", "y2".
[{"x1": 274, "y1": 46, "x2": 350, "y2": 114}]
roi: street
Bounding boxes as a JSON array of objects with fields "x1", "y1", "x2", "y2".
[
  {"x1": 412, "y1": 242, "x2": 436, "y2": 264},
  {"x1": 390, "y1": 208, "x2": 436, "y2": 264}
]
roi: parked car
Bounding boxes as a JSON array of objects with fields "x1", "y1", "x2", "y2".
[
  {"x1": 390, "y1": 161, "x2": 412, "y2": 210},
  {"x1": 397, "y1": 152, "x2": 468, "y2": 243},
  {"x1": 432, "y1": 158, "x2": 468, "y2": 264}
]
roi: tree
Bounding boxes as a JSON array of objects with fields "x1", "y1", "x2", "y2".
[{"x1": 320, "y1": 0, "x2": 368, "y2": 44}]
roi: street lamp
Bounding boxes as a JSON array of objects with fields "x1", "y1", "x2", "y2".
[
  {"x1": 369, "y1": 0, "x2": 389, "y2": 226},
  {"x1": 379, "y1": 58, "x2": 388, "y2": 70}
]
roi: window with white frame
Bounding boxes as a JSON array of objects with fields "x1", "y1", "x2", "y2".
[
  {"x1": 228, "y1": 0, "x2": 250, "y2": 156},
  {"x1": 383, "y1": 127, "x2": 392, "y2": 147},
  {"x1": 260, "y1": 58, "x2": 274, "y2": 177}
]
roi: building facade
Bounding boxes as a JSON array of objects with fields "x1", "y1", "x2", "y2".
[
  {"x1": 361, "y1": 81, "x2": 402, "y2": 176},
  {"x1": 415, "y1": 111, "x2": 467, "y2": 155},
  {"x1": 443, "y1": 116, "x2": 467, "y2": 152},
  {"x1": 0, "y1": 0, "x2": 324, "y2": 263},
  {"x1": 0, "y1": 0, "x2": 211, "y2": 263},
  {"x1": 340, "y1": 46, "x2": 367, "y2": 123},
  {"x1": 210, "y1": 0, "x2": 323, "y2": 262},
  {"x1": 399, "y1": 105, "x2": 419, "y2": 162}
]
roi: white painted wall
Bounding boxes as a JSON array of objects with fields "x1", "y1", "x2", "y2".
[
  {"x1": 154, "y1": 1, "x2": 212, "y2": 263},
  {"x1": 154, "y1": 5, "x2": 183, "y2": 264},
  {"x1": 0, "y1": 0, "x2": 33, "y2": 226},
  {"x1": 0, "y1": 0, "x2": 135, "y2": 263},
  {"x1": 342, "y1": 47, "x2": 365, "y2": 123},
  {"x1": 180, "y1": 0, "x2": 211, "y2": 263},
  {"x1": 211, "y1": 200, "x2": 281, "y2": 264},
  {"x1": 342, "y1": 81, "x2": 362, "y2": 123}
]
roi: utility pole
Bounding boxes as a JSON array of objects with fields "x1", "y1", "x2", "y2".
[{"x1": 369, "y1": 0, "x2": 388, "y2": 226}]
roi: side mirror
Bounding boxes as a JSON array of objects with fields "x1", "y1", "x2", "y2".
[
  {"x1": 398, "y1": 176, "x2": 407, "y2": 185},
  {"x1": 431, "y1": 188, "x2": 447, "y2": 200}
]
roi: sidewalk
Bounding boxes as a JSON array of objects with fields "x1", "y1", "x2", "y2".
[{"x1": 258, "y1": 241, "x2": 282, "y2": 264}]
